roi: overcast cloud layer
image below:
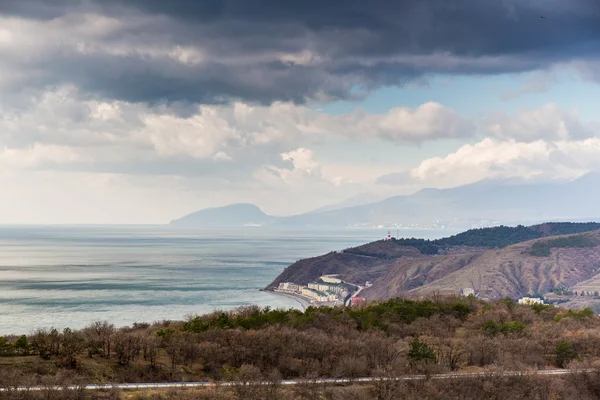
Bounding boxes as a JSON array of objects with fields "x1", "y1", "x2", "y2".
[
  {"x1": 1, "y1": 0, "x2": 599, "y2": 105},
  {"x1": 0, "y1": 0, "x2": 599, "y2": 223}
]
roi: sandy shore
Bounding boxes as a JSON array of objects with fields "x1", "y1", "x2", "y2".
[{"x1": 267, "y1": 291, "x2": 312, "y2": 310}]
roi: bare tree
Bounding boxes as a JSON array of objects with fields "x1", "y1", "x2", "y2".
[
  {"x1": 60, "y1": 328, "x2": 84, "y2": 368},
  {"x1": 91, "y1": 321, "x2": 115, "y2": 358},
  {"x1": 228, "y1": 364, "x2": 263, "y2": 400},
  {"x1": 113, "y1": 330, "x2": 142, "y2": 366},
  {"x1": 142, "y1": 333, "x2": 160, "y2": 369},
  {"x1": 30, "y1": 329, "x2": 53, "y2": 360}
]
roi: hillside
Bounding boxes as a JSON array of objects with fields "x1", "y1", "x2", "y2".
[
  {"x1": 266, "y1": 251, "x2": 394, "y2": 289},
  {"x1": 365, "y1": 230, "x2": 600, "y2": 300},
  {"x1": 267, "y1": 223, "x2": 600, "y2": 303}
]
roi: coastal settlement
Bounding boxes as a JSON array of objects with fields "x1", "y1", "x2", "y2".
[{"x1": 275, "y1": 274, "x2": 369, "y2": 307}]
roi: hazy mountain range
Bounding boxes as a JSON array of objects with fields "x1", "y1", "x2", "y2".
[{"x1": 170, "y1": 174, "x2": 600, "y2": 229}]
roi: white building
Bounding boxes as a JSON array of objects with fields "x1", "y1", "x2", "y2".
[
  {"x1": 462, "y1": 288, "x2": 476, "y2": 296},
  {"x1": 320, "y1": 275, "x2": 342, "y2": 284},
  {"x1": 309, "y1": 282, "x2": 348, "y2": 297},
  {"x1": 518, "y1": 297, "x2": 544, "y2": 305},
  {"x1": 301, "y1": 287, "x2": 328, "y2": 302},
  {"x1": 278, "y1": 282, "x2": 300, "y2": 293}
]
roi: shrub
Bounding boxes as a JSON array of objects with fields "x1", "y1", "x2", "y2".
[{"x1": 482, "y1": 320, "x2": 527, "y2": 336}]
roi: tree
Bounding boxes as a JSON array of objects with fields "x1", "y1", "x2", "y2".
[
  {"x1": 0, "y1": 337, "x2": 13, "y2": 356},
  {"x1": 49, "y1": 328, "x2": 61, "y2": 356},
  {"x1": 114, "y1": 330, "x2": 142, "y2": 366},
  {"x1": 556, "y1": 341, "x2": 577, "y2": 368},
  {"x1": 228, "y1": 364, "x2": 263, "y2": 400},
  {"x1": 434, "y1": 338, "x2": 466, "y2": 371},
  {"x1": 142, "y1": 334, "x2": 160, "y2": 369},
  {"x1": 408, "y1": 337, "x2": 436, "y2": 365},
  {"x1": 31, "y1": 329, "x2": 53, "y2": 359},
  {"x1": 15, "y1": 335, "x2": 29, "y2": 355},
  {"x1": 60, "y1": 328, "x2": 83, "y2": 368}
]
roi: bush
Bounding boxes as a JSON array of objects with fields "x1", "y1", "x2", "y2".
[
  {"x1": 482, "y1": 321, "x2": 527, "y2": 336},
  {"x1": 554, "y1": 308, "x2": 594, "y2": 321}
]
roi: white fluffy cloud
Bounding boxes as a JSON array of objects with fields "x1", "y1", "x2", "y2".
[
  {"x1": 0, "y1": 86, "x2": 477, "y2": 176},
  {"x1": 406, "y1": 138, "x2": 600, "y2": 188}
]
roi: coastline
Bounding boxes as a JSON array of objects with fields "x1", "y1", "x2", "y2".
[{"x1": 267, "y1": 290, "x2": 312, "y2": 310}]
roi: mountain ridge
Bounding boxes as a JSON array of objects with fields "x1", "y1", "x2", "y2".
[{"x1": 170, "y1": 174, "x2": 600, "y2": 228}]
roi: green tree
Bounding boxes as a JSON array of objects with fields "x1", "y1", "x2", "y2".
[
  {"x1": 14, "y1": 335, "x2": 29, "y2": 355},
  {"x1": 556, "y1": 341, "x2": 577, "y2": 368},
  {"x1": 408, "y1": 337, "x2": 436, "y2": 364},
  {"x1": 0, "y1": 337, "x2": 14, "y2": 356}
]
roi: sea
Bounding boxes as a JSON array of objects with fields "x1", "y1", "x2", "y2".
[{"x1": 0, "y1": 226, "x2": 454, "y2": 335}]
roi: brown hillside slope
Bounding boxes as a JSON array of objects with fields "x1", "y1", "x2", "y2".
[
  {"x1": 363, "y1": 230, "x2": 600, "y2": 300},
  {"x1": 265, "y1": 240, "x2": 426, "y2": 289},
  {"x1": 361, "y1": 252, "x2": 482, "y2": 297},
  {"x1": 265, "y1": 251, "x2": 394, "y2": 289}
]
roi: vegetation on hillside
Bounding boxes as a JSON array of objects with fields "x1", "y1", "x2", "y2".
[
  {"x1": 529, "y1": 234, "x2": 598, "y2": 257},
  {"x1": 374, "y1": 222, "x2": 600, "y2": 256},
  {"x1": 3, "y1": 297, "x2": 600, "y2": 399}
]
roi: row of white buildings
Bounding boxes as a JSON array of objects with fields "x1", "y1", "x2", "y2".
[{"x1": 276, "y1": 276, "x2": 351, "y2": 304}]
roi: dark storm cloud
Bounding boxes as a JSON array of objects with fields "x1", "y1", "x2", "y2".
[{"x1": 1, "y1": 0, "x2": 599, "y2": 105}]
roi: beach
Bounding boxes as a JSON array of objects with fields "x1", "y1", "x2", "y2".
[{"x1": 268, "y1": 291, "x2": 312, "y2": 310}]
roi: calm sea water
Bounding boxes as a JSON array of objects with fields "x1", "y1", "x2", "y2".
[{"x1": 0, "y1": 226, "x2": 453, "y2": 334}]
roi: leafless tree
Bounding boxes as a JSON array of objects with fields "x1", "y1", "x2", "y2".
[
  {"x1": 60, "y1": 328, "x2": 84, "y2": 368},
  {"x1": 228, "y1": 364, "x2": 263, "y2": 400}
]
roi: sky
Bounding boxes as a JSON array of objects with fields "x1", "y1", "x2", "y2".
[{"x1": 1, "y1": 0, "x2": 600, "y2": 224}]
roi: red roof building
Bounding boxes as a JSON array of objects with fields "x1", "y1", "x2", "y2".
[{"x1": 351, "y1": 297, "x2": 366, "y2": 306}]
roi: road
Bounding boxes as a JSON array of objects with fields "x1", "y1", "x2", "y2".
[
  {"x1": 342, "y1": 279, "x2": 364, "y2": 306},
  {"x1": 1, "y1": 369, "x2": 596, "y2": 392}
]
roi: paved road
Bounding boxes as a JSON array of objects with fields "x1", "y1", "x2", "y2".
[{"x1": 1, "y1": 369, "x2": 596, "y2": 392}]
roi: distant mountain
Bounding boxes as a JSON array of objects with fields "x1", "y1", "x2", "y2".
[
  {"x1": 274, "y1": 173, "x2": 600, "y2": 228},
  {"x1": 169, "y1": 203, "x2": 274, "y2": 228},
  {"x1": 306, "y1": 193, "x2": 388, "y2": 214},
  {"x1": 170, "y1": 173, "x2": 600, "y2": 229}
]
